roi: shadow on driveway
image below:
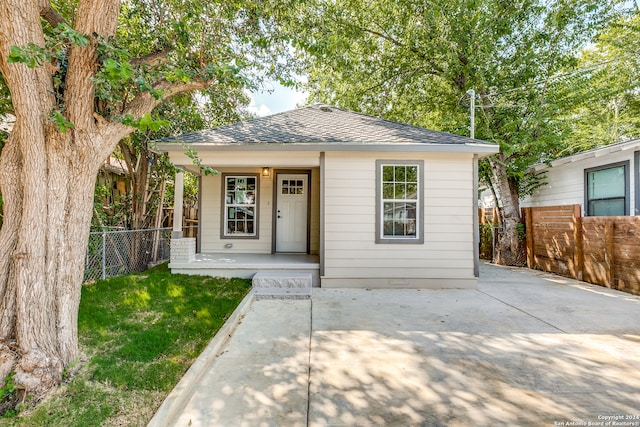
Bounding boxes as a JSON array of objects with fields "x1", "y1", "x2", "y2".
[{"x1": 154, "y1": 262, "x2": 640, "y2": 427}]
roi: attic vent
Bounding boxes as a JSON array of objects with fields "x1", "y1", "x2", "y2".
[{"x1": 319, "y1": 106, "x2": 332, "y2": 112}]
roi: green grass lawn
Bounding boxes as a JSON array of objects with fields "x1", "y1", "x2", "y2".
[{"x1": 4, "y1": 263, "x2": 251, "y2": 426}]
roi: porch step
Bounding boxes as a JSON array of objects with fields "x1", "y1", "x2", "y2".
[{"x1": 252, "y1": 271, "x2": 312, "y2": 300}]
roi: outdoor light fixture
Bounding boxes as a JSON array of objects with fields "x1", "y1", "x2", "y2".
[{"x1": 262, "y1": 167, "x2": 270, "y2": 177}]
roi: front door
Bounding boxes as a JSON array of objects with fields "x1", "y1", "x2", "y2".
[{"x1": 276, "y1": 173, "x2": 308, "y2": 253}]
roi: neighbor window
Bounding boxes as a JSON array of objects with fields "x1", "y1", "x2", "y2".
[
  {"x1": 222, "y1": 174, "x2": 258, "y2": 237},
  {"x1": 376, "y1": 160, "x2": 424, "y2": 243},
  {"x1": 585, "y1": 161, "x2": 629, "y2": 216}
]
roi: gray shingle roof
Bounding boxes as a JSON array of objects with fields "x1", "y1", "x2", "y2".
[{"x1": 159, "y1": 104, "x2": 482, "y2": 145}]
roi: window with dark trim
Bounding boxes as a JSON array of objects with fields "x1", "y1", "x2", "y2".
[
  {"x1": 376, "y1": 160, "x2": 424, "y2": 244},
  {"x1": 222, "y1": 174, "x2": 258, "y2": 238},
  {"x1": 584, "y1": 161, "x2": 629, "y2": 216},
  {"x1": 635, "y1": 151, "x2": 639, "y2": 215}
]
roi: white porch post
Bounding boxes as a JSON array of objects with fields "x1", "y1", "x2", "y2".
[
  {"x1": 173, "y1": 170, "x2": 184, "y2": 238},
  {"x1": 170, "y1": 169, "x2": 196, "y2": 265}
]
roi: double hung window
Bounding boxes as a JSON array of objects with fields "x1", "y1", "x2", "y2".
[
  {"x1": 223, "y1": 175, "x2": 258, "y2": 237},
  {"x1": 376, "y1": 160, "x2": 424, "y2": 243}
]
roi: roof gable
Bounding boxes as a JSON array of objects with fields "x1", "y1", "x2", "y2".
[{"x1": 160, "y1": 104, "x2": 483, "y2": 145}]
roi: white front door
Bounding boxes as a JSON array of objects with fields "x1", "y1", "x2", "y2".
[{"x1": 276, "y1": 173, "x2": 308, "y2": 253}]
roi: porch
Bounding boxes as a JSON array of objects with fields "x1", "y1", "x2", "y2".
[{"x1": 169, "y1": 251, "x2": 321, "y2": 287}]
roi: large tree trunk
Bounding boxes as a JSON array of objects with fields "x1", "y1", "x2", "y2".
[
  {"x1": 488, "y1": 154, "x2": 525, "y2": 266},
  {"x1": 0, "y1": 0, "x2": 210, "y2": 400},
  {"x1": 0, "y1": 0, "x2": 124, "y2": 396}
]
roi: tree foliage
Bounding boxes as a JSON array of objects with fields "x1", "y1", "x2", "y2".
[
  {"x1": 560, "y1": 12, "x2": 640, "y2": 152},
  {"x1": 0, "y1": 0, "x2": 285, "y2": 405},
  {"x1": 277, "y1": 0, "x2": 627, "y2": 264}
]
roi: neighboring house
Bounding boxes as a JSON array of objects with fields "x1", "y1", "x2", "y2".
[
  {"x1": 521, "y1": 139, "x2": 640, "y2": 216},
  {"x1": 156, "y1": 104, "x2": 498, "y2": 289},
  {"x1": 97, "y1": 156, "x2": 129, "y2": 207}
]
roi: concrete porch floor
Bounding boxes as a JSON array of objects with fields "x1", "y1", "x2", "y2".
[{"x1": 193, "y1": 253, "x2": 319, "y2": 267}]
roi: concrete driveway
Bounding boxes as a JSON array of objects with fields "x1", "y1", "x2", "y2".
[{"x1": 149, "y1": 262, "x2": 640, "y2": 427}]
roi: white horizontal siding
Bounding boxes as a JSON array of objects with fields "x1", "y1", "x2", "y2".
[
  {"x1": 200, "y1": 166, "x2": 320, "y2": 254},
  {"x1": 324, "y1": 239, "x2": 473, "y2": 251},
  {"x1": 324, "y1": 267, "x2": 475, "y2": 279},
  {"x1": 323, "y1": 151, "x2": 476, "y2": 283},
  {"x1": 428, "y1": 179, "x2": 473, "y2": 190},
  {"x1": 326, "y1": 249, "x2": 474, "y2": 261},
  {"x1": 326, "y1": 258, "x2": 473, "y2": 269},
  {"x1": 200, "y1": 168, "x2": 273, "y2": 253},
  {"x1": 522, "y1": 149, "x2": 637, "y2": 215}
]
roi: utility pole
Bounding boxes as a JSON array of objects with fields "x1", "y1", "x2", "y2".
[{"x1": 466, "y1": 89, "x2": 475, "y2": 139}]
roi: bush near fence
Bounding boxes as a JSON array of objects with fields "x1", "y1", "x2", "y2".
[
  {"x1": 84, "y1": 227, "x2": 197, "y2": 282},
  {"x1": 522, "y1": 205, "x2": 640, "y2": 296}
]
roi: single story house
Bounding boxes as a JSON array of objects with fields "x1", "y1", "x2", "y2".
[
  {"x1": 155, "y1": 104, "x2": 498, "y2": 290},
  {"x1": 521, "y1": 139, "x2": 640, "y2": 216},
  {"x1": 98, "y1": 156, "x2": 129, "y2": 207}
]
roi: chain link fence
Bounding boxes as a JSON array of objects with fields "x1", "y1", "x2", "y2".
[{"x1": 84, "y1": 227, "x2": 197, "y2": 282}]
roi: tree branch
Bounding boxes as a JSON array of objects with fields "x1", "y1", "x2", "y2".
[
  {"x1": 122, "y1": 78, "x2": 211, "y2": 118},
  {"x1": 359, "y1": 27, "x2": 444, "y2": 75},
  {"x1": 98, "y1": 78, "x2": 212, "y2": 158},
  {"x1": 130, "y1": 47, "x2": 171, "y2": 68},
  {"x1": 39, "y1": 3, "x2": 67, "y2": 28}
]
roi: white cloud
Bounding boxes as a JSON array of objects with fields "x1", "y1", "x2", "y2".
[
  {"x1": 246, "y1": 97, "x2": 273, "y2": 117},
  {"x1": 247, "y1": 79, "x2": 308, "y2": 117}
]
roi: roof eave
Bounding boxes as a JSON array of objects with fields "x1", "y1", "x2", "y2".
[
  {"x1": 529, "y1": 138, "x2": 640, "y2": 172},
  {"x1": 154, "y1": 141, "x2": 499, "y2": 156}
]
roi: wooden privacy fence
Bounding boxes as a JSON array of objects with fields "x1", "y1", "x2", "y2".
[
  {"x1": 522, "y1": 205, "x2": 640, "y2": 296},
  {"x1": 164, "y1": 206, "x2": 199, "y2": 238}
]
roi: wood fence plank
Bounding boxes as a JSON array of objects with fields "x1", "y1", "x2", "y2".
[
  {"x1": 573, "y1": 205, "x2": 583, "y2": 280},
  {"x1": 522, "y1": 204, "x2": 640, "y2": 295},
  {"x1": 525, "y1": 208, "x2": 533, "y2": 268},
  {"x1": 604, "y1": 221, "x2": 615, "y2": 289}
]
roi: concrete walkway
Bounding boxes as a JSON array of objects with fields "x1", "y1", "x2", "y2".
[{"x1": 148, "y1": 263, "x2": 640, "y2": 427}]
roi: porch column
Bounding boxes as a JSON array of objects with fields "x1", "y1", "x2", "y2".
[
  {"x1": 170, "y1": 169, "x2": 196, "y2": 265},
  {"x1": 173, "y1": 169, "x2": 184, "y2": 238}
]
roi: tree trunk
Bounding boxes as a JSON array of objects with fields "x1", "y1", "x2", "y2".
[
  {"x1": 0, "y1": 0, "x2": 210, "y2": 399},
  {"x1": 488, "y1": 154, "x2": 525, "y2": 266},
  {"x1": 0, "y1": 0, "x2": 124, "y2": 396}
]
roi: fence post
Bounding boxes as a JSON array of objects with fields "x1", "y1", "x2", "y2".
[
  {"x1": 573, "y1": 205, "x2": 583, "y2": 281},
  {"x1": 524, "y1": 207, "x2": 534, "y2": 269},
  {"x1": 101, "y1": 231, "x2": 106, "y2": 280}
]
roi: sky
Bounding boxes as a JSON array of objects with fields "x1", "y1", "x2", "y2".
[{"x1": 247, "y1": 80, "x2": 308, "y2": 117}]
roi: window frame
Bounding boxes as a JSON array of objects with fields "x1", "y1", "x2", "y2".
[
  {"x1": 584, "y1": 161, "x2": 629, "y2": 217},
  {"x1": 635, "y1": 151, "x2": 639, "y2": 216},
  {"x1": 220, "y1": 173, "x2": 260, "y2": 239},
  {"x1": 375, "y1": 160, "x2": 424, "y2": 244}
]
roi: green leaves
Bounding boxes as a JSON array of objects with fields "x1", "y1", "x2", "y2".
[
  {"x1": 7, "y1": 22, "x2": 88, "y2": 69},
  {"x1": 560, "y1": 12, "x2": 640, "y2": 150},
  {"x1": 183, "y1": 144, "x2": 216, "y2": 176},
  {"x1": 103, "y1": 58, "x2": 132, "y2": 81},
  {"x1": 55, "y1": 23, "x2": 89, "y2": 47},
  {"x1": 50, "y1": 111, "x2": 75, "y2": 133},
  {"x1": 121, "y1": 113, "x2": 170, "y2": 132},
  {"x1": 7, "y1": 44, "x2": 48, "y2": 68}
]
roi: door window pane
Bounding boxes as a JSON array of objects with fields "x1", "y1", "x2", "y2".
[{"x1": 282, "y1": 179, "x2": 304, "y2": 195}]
